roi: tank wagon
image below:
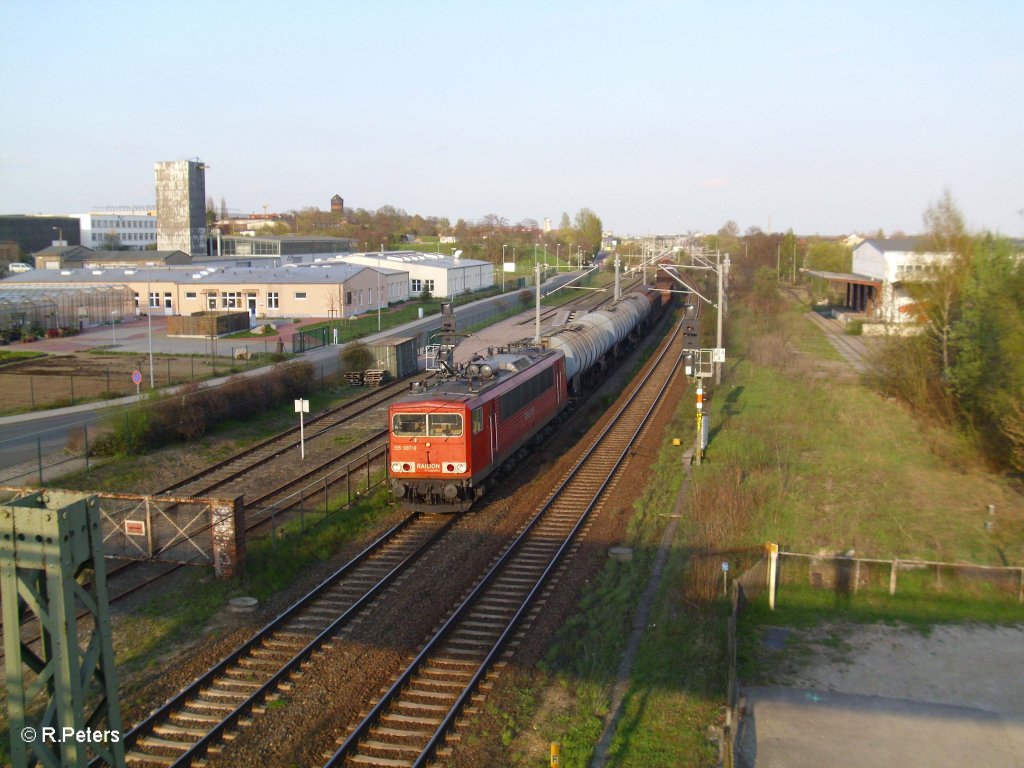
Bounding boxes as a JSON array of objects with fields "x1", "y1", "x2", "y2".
[{"x1": 388, "y1": 289, "x2": 665, "y2": 511}]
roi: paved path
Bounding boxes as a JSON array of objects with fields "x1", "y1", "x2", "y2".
[{"x1": 738, "y1": 687, "x2": 1024, "y2": 768}]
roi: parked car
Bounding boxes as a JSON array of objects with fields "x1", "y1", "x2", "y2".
[{"x1": 7, "y1": 262, "x2": 33, "y2": 273}]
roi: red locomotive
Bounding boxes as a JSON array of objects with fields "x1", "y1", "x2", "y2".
[
  {"x1": 388, "y1": 290, "x2": 665, "y2": 511},
  {"x1": 389, "y1": 347, "x2": 568, "y2": 511}
]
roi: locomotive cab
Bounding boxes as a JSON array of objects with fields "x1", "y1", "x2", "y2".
[{"x1": 389, "y1": 404, "x2": 476, "y2": 511}]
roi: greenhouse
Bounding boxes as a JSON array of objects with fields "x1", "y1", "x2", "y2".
[{"x1": 0, "y1": 284, "x2": 136, "y2": 341}]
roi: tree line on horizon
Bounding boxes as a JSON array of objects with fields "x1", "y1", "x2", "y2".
[{"x1": 206, "y1": 197, "x2": 603, "y2": 267}]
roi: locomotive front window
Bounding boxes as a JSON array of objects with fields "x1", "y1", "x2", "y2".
[
  {"x1": 392, "y1": 413, "x2": 427, "y2": 436},
  {"x1": 428, "y1": 413, "x2": 463, "y2": 437}
]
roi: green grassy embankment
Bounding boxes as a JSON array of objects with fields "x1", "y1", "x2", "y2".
[{"x1": 507, "y1": 293, "x2": 1023, "y2": 768}]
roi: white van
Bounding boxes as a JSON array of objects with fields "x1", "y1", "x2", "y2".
[{"x1": 7, "y1": 263, "x2": 33, "y2": 273}]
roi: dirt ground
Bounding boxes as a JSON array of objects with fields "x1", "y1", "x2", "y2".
[
  {"x1": 747, "y1": 622, "x2": 1024, "y2": 762},
  {"x1": 0, "y1": 351, "x2": 246, "y2": 413}
]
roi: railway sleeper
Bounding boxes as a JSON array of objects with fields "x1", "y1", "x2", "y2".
[
  {"x1": 373, "y1": 726, "x2": 435, "y2": 739},
  {"x1": 395, "y1": 700, "x2": 450, "y2": 714},
  {"x1": 263, "y1": 637, "x2": 308, "y2": 650},
  {"x1": 347, "y1": 754, "x2": 416, "y2": 767},
  {"x1": 459, "y1": 618, "x2": 506, "y2": 630},
  {"x1": 172, "y1": 710, "x2": 227, "y2": 724},
  {"x1": 135, "y1": 735, "x2": 191, "y2": 752},
  {"x1": 201, "y1": 685, "x2": 252, "y2": 700},
  {"x1": 404, "y1": 688, "x2": 458, "y2": 701},
  {"x1": 126, "y1": 748, "x2": 177, "y2": 766},
  {"x1": 152, "y1": 723, "x2": 207, "y2": 739},
  {"x1": 414, "y1": 675, "x2": 465, "y2": 689},
  {"x1": 184, "y1": 698, "x2": 237, "y2": 711},
  {"x1": 360, "y1": 739, "x2": 423, "y2": 755},
  {"x1": 381, "y1": 712, "x2": 443, "y2": 726}
]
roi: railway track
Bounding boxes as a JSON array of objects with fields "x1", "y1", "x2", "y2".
[
  {"x1": 513, "y1": 275, "x2": 642, "y2": 327},
  {"x1": 1, "y1": 379, "x2": 418, "y2": 665},
  {"x1": 324, "y1": 315, "x2": 686, "y2": 767},
  {"x1": 158, "y1": 373, "x2": 432, "y2": 498},
  {"x1": 93, "y1": 513, "x2": 457, "y2": 768},
  {"x1": 804, "y1": 309, "x2": 871, "y2": 372}
]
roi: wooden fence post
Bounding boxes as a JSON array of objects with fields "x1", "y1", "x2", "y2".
[{"x1": 889, "y1": 559, "x2": 898, "y2": 595}]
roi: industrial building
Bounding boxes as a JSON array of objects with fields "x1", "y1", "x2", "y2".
[
  {"x1": 1, "y1": 262, "x2": 410, "y2": 323},
  {"x1": 33, "y1": 246, "x2": 190, "y2": 270},
  {"x1": 155, "y1": 159, "x2": 207, "y2": 257},
  {"x1": 0, "y1": 215, "x2": 81, "y2": 256},
  {"x1": 336, "y1": 251, "x2": 494, "y2": 299},
  {"x1": 73, "y1": 208, "x2": 158, "y2": 250},
  {"x1": 205, "y1": 234, "x2": 357, "y2": 266}
]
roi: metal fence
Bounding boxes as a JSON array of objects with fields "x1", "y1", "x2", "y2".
[
  {"x1": 246, "y1": 443, "x2": 388, "y2": 543},
  {"x1": 0, "y1": 487, "x2": 238, "y2": 568},
  {"x1": 776, "y1": 550, "x2": 1024, "y2": 605}
]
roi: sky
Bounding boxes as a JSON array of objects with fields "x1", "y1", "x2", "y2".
[{"x1": 1, "y1": 0, "x2": 1022, "y2": 237}]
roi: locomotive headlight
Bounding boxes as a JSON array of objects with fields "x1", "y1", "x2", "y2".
[
  {"x1": 391, "y1": 462, "x2": 402, "y2": 472},
  {"x1": 442, "y1": 462, "x2": 467, "y2": 474},
  {"x1": 391, "y1": 462, "x2": 414, "y2": 472}
]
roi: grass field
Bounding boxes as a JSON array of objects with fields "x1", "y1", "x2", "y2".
[{"x1": 510, "y1": 291, "x2": 1024, "y2": 767}]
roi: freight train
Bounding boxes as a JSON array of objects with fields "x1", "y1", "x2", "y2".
[{"x1": 388, "y1": 289, "x2": 670, "y2": 511}]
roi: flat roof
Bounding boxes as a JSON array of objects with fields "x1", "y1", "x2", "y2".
[
  {"x1": 804, "y1": 269, "x2": 881, "y2": 286},
  {"x1": 0, "y1": 262, "x2": 408, "y2": 286},
  {"x1": 340, "y1": 251, "x2": 492, "y2": 269}
]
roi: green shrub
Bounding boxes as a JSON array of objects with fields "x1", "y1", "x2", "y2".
[{"x1": 93, "y1": 362, "x2": 316, "y2": 454}]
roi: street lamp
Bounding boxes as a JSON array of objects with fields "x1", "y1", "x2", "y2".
[
  {"x1": 378, "y1": 243, "x2": 383, "y2": 331},
  {"x1": 146, "y1": 262, "x2": 156, "y2": 388},
  {"x1": 501, "y1": 244, "x2": 507, "y2": 292},
  {"x1": 52, "y1": 226, "x2": 63, "y2": 247},
  {"x1": 556, "y1": 243, "x2": 560, "y2": 269}
]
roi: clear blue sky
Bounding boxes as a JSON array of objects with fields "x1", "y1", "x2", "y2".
[{"x1": 2, "y1": 0, "x2": 1021, "y2": 237}]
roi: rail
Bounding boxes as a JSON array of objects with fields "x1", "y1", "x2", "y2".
[{"x1": 325, "y1": 315, "x2": 686, "y2": 767}]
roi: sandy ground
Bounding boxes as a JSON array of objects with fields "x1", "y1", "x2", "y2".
[{"x1": 740, "y1": 622, "x2": 1024, "y2": 766}]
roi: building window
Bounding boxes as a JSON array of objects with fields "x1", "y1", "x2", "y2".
[
  {"x1": 164, "y1": 292, "x2": 172, "y2": 309},
  {"x1": 268, "y1": 292, "x2": 279, "y2": 309},
  {"x1": 345, "y1": 291, "x2": 352, "y2": 305},
  {"x1": 425, "y1": 279, "x2": 435, "y2": 292},
  {"x1": 411, "y1": 279, "x2": 422, "y2": 293},
  {"x1": 222, "y1": 291, "x2": 241, "y2": 308},
  {"x1": 294, "y1": 291, "x2": 307, "y2": 300},
  {"x1": 185, "y1": 291, "x2": 197, "y2": 299},
  {"x1": 149, "y1": 292, "x2": 159, "y2": 308}
]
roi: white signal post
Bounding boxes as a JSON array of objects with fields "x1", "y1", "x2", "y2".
[{"x1": 295, "y1": 398, "x2": 309, "y2": 459}]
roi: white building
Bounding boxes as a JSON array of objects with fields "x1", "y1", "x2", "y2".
[
  {"x1": 335, "y1": 251, "x2": 494, "y2": 299},
  {"x1": 74, "y1": 208, "x2": 158, "y2": 250},
  {"x1": 851, "y1": 238, "x2": 953, "y2": 322}
]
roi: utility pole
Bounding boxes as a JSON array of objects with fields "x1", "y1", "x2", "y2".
[
  {"x1": 716, "y1": 250, "x2": 723, "y2": 385},
  {"x1": 534, "y1": 264, "x2": 541, "y2": 344}
]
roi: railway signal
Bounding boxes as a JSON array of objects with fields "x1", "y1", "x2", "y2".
[{"x1": 683, "y1": 317, "x2": 701, "y2": 350}]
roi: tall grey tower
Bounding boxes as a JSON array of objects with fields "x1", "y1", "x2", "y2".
[{"x1": 155, "y1": 159, "x2": 207, "y2": 256}]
